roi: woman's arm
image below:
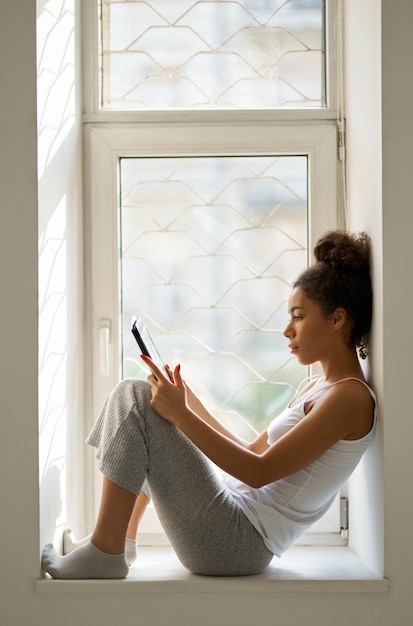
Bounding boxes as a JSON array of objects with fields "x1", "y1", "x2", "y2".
[
  {"x1": 147, "y1": 363, "x2": 267, "y2": 484},
  {"x1": 143, "y1": 358, "x2": 373, "y2": 487},
  {"x1": 183, "y1": 378, "x2": 268, "y2": 453}
]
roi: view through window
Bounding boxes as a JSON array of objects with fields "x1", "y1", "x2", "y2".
[
  {"x1": 120, "y1": 155, "x2": 308, "y2": 440},
  {"x1": 100, "y1": 0, "x2": 325, "y2": 110}
]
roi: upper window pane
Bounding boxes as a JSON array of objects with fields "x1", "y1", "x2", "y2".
[{"x1": 100, "y1": 0, "x2": 325, "y2": 110}]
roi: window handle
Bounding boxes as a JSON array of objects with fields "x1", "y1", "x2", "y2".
[{"x1": 99, "y1": 320, "x2": 111, "y2": 376}]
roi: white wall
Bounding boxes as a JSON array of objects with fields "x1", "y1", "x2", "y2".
[
  {"x1": 0, "y1": 0, "x2": 39, "y2": 614},
  {"x1": 37, "y1": 0, "x2": 86, "y2": 550},
  {"x1": 380, "y1": 0, "x2": 413, "y2": 604},
  {"x1": 1, "y1": 1, "x2": 413, "y2": 624},
  {"x1": 345, "y1": 0, "x2": 384, "y2": 575}
]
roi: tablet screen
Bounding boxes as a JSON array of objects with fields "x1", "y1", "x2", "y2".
[{"x1": 130, "y1": 316, "x2": 169, "y2": 377}]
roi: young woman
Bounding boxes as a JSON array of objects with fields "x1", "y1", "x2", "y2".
[{"x1": 42, "y1": 230, "x2": 376, "y2": 579}]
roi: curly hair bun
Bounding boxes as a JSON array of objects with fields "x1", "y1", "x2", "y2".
[{"x1": 313, "y1": 230, "x2": 371, "y2": 272}]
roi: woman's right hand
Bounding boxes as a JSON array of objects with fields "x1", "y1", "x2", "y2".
[{"x1": 143, "y1": 357, "x2": 189, "y2": 428}]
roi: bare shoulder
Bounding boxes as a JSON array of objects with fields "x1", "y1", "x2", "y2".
[
  {"x1": 321, "y1": 379, "x2": 375, "y2": 440},
  {"x1": 333, "y1": 378, "x2": 375, "y2": 407}
]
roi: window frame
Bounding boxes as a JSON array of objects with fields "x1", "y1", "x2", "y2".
[
  {"x1": 83, "y1": 0, "x2": 339, "y2": 120},
  {"x1": 85, "y1": 121, "x2": 338, "y2": 415},
  {"x1": 82, "y1": 0, "x2": 343, "y2": 541},
  {"x1": 83, "y1": 121, "x2": 339, "y2": 533}
]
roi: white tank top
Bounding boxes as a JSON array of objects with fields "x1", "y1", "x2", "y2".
[{"x1": 224, "y1": 377, "x2": 377, "y2": 557}]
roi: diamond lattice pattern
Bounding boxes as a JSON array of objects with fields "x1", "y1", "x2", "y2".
[{"x1": 101, "y1": 0, "x2": 324, "y2": 110}]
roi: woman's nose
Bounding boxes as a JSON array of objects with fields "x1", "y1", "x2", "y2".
[{"x1": 283, "y1": 322, "x2": 293, "y2": 338}]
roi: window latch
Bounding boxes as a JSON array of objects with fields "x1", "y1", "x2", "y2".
[{"x1": 99, "y1": 320, "x2": 111, "y2": 376}]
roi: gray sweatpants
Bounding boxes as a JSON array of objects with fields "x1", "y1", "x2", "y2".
[{"x1": 86, "y1": 379, "x2": 273, "y2": 576}]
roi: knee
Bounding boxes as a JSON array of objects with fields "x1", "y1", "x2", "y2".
[
  {"x1": 130, "y1": 379, "x2": 155, "y2": 416},
  {"x1": 115, "y1": 377, "x2": 150, "y2": 395},
  {"x1": 108, "y1": 378, "x2": 152, "y2": 413}
]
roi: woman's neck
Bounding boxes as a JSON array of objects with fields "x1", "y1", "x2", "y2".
[{"x1": 319, "y1": 348, "x2": 365, "y2": 383}]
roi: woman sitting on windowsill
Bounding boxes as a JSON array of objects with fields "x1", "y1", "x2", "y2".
[{"x1": 42, "y1": 230, "x2": 376, "y2": 579}]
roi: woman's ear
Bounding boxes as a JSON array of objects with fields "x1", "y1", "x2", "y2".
[{"x1": 331, "y1": 307, "x2": 347, "y2": 330}]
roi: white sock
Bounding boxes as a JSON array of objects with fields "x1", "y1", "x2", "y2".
[
  {"x1": 42, "y1": 542, "x2": 129, "y2": 579},
  {"x1": 63, "y1": 529, "x2": 138, "y2": 566},
  {"x1": 125, "y1": 537, "x2": 138, "y2": 567},
  {"x1": 62, "y1": 528, "x2": 89, "y2": 553}
]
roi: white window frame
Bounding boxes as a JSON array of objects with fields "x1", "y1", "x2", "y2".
[
  {"x1": 83, "y1": 122, "x2": 338, "y2": 537},
  {"x1": 81, "y1": 0, "x2": 343, "y2": 542}
]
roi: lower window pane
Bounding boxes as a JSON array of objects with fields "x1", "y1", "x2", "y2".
[{"x1": 120, "y1": 156, "x2": 308, "y2": 440}]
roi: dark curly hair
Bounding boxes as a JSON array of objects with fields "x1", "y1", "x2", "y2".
[{"x1": 293, "y1": 231, "x2": 372, "y2": 359}]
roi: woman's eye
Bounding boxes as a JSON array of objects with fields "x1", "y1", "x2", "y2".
[{"x1": 293, "y1": 315, "x2": 302, "y2": 321}]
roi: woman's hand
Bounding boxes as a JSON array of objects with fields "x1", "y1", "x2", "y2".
[
  {"x1": 143, "y1": 357, "x2": 267, "y2": 486},
  {"x1": 141, "y1": 355, "x2": 188, "y2": 427}
]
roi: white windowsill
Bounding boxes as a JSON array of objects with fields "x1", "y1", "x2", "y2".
[{"x1": 36, "y1": 545, "x2": 388, "y2": 594}]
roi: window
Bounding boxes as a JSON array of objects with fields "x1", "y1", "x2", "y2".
[
  {"x1": 120, "y1": 154, "x2": 309, "y2": 438},
  {"x1": 99, "y1": 0, "x2": 326, "y2": 110},
  {"x1": 83, "y1": 0, "x2": 342, "y2": 541}
]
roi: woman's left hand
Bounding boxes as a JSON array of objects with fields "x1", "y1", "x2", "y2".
[{"x1": 141, "y1": 355, "x2": 188, "y2": 427}]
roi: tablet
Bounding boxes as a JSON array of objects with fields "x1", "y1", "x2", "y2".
[{"x1": 130, "y1": 316, "x2": 169, "y2": 378}]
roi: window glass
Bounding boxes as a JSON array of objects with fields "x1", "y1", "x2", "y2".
[
  {"x1": 120, "y1": 155, "x2": 308, "y2": 440},
  {"x1": 100, "y1": 0, "x2": 325, "y2": 110}
]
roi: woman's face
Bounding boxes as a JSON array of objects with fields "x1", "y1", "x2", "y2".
[{"x1": 283, "y1": 287, "x2": 335, "y2": 366}]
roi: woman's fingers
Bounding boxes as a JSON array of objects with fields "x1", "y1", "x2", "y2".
[
  {"x1": 172, "y1": 363, "x2": 184, "y2": 387},
  {"x1": 165, "y1": 363, "x2": 174, "y2": 383},
  {"x1": 140, "y1": 354, "x2": 165, "y2": 382}
]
